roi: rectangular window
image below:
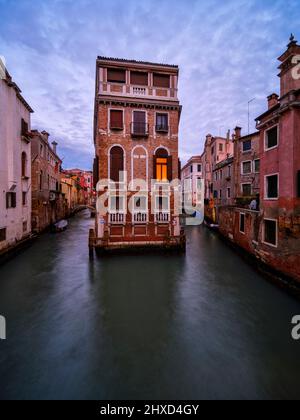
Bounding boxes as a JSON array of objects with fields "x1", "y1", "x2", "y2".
[
  {"x1": 132, "y1": 111, "x2": 147, "y2": 136},
  {"x1": 156, "y1": 158, "x2": 168, "y2": 182},
  {"x1": 213, "y1": 190, "x2": 218, "y2": 199},
  {"x1": 227, "y1": 188, "x2": 231, "y2": 199},
  {"x1": 215, "y1": 172, "x2": 218, "y2": 181},
  {"x1": 190, "y1": 165, "x2": 193, "y2": 174},
  {"x1": 110, "y1": 110, "x2": 123, "y2": 130},
  {"x1": 0, "y1": 228, "x2": 6, "y2": 242},
  {"x1": 22, "y1": 192, "x2": 27, "y2": 206},
  {"x1": 243, "y1": 140, "x2": 251, "y2": 152},
  {"x1": 254, "y1": 159, "x2": 260, "y2": 173},
  {"x1": 197, "y1": 164, "x2": 202, "y2": 173},
  {"x1": 21, "y1": 118, "x2": 28, "y2": 137},
  {"x1": 6, "y1": 192, "x2": 17, "y2": 209},
  {"x1": 130, "y1": 71, "x2": 148, "y2": 86},
  {"x1": 155, "y1": 196, "x2": 169, "y2": 212},
  {"x1": 265, "y1": 125, "x2": 278, "y2": 150},
  {"x1": 153, "y1": 73, "x2": 170, "y2": 88},
  {"x1": 297, "y1": 170, "x2": 300, "y2": 198},
  {"x1": 263, "y1": 219, "x2": 277, "y2": 247},
  {"x1": 107, "y1": 68, "x2": 126, "y2": 83},
  {"x1": 110, "y1": 195, "x2": 125, "y2": 212},
  {"x1": 265, "y1": 174, "x2": 278, "y2": 199},
  {"x1": 242, "y1": 184, "x2": 252, "y2": 196},
  {"x1": 156, "y1": 113, "x2": 168, "y2": 132},
  {"x1": 240, "y1": 213, "x2": 245, "y2": 234},
  {"x1": 242, "y1": 161, "x2": 252, "y2": 174},
  {"x1": 219, "y1": 144, "x2": 223, "y2": 152},
  {"x1": 219, "y1": 190, "x2": 222, "y2": 199}
]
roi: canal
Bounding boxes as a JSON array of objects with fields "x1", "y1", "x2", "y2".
[{"x1": 0, "y1": 210, "x2": 299, "y2": 400}]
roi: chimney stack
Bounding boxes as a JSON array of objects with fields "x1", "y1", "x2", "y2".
[
  {"x1": 41, "y1": 131, "x2": 50, "y2": 142},
  {"x1": 267, "y1": 93, "x2": 279, "y2": 110},
  {"x1": 234, "y1": 126, "x2": 242, "y2": 139},
  {"x1": 52, "y1": 141, "x2": 58, "y2": 154}
]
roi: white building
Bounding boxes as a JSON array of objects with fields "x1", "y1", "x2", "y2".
[
  {"x1": 0, "y1": 61, "x2": 33, "y2": 253},
  {"x1": 181, "y1": 156, "x2": 203, "y2": 206}
]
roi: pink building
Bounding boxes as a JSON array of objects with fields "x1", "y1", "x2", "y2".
[{"x1": 181, "y1": 156, "x2": 203, "y2": 206}]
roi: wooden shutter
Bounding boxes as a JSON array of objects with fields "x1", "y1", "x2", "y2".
[
  {"x1": 130, "y1": 71, "x2": 148, "y2": 86},
  {"x1": 110, "y1": 110, "x2": 123, "y2": 129},
  {"x1": 153, "y1": 156, "x2": 157, "y2": 180},
  {"x1": 297, "y1": 170, "x2": 300, "y2": 198},
  {"x1": 153, "y1": 73, "x2": 170, "y2": 88},
  {"x1": 107, "y1": 68, "x2": 126, "y2": 83},
  {"x1": 167, "y1": 156, "x2": 173, "y2": 182},
  {"x1": 21, "y1": 119, "x2": 28, "y2": 136},
  {"x1": 110, "y1": 147, "x2": 124, "y2": 182}
]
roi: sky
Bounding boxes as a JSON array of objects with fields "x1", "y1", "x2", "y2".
[{"x1": 0, "y1": 0, "x2": 299, "y2": 169}]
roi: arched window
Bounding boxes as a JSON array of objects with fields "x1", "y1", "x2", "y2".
[
  {"x1": 110, "y1": 146, "x2": 124, "y2": 182},
  {"x1": 21, "y1": 152, "x2": 27, "y2": 177},
  {"x1": 154, "y1": 148, "x2": 172, "y2": 182}
]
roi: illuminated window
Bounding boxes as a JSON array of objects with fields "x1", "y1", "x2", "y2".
[{"x1": 156, "y1": 158, "x2": 168, "y2": 182}]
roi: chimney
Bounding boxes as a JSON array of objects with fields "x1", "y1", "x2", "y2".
[
  {"x1": 52, "y1": 141, "x2": 58, "y2": 154},
  {"x1": 234, "y1": 126, "x2": 242, "y2": 139},
  {"x1": 267, "y1": 93, "x2": 279, "y2": 109},
  {"x1": 41, "y1": 131, "x2": 50, "y2": 142}
]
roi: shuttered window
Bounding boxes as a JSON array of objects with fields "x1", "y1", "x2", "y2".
[
  {"x1": 21, "y1": 119, "x2": 28, "y2": 137},
  {"x1": 110, "y1": 146, "x2": 124, "y2": 182},
  {"x1": 107, "y1": 68, "x2": 126, "y2": 83},
  {"x1": 153, "y1": 73, "x2": 170, "y2": 88},
  {"x1": 93, "y1": 156, "x2": 99, "y2": 188},
  {"x1": 130, "y1": 71, "x2": 148, "y2": 86},
  {"x1": 110, "y1": 110, "x2": 123, "y2": 130},
  {"x1": 153, "y1": 149, "x2": 172, "y2": 182}
]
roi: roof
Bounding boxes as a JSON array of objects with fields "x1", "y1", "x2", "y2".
[
  {"x1": 181, "y1": 155, "x2": 202, "y2": 172},
  {"x1": 239, "y1": 131, "x2": 260, "y2": 140},
  {"x1": 97, "y1": 56, "x2": 178, "y2": 69},
  {"x1": 1, "y1": 65, "x2": 34, "y2": 113}
]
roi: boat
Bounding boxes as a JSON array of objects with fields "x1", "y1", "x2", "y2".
[{"x1": 53, "y1": 220, "x2": 68, "y2": 233}]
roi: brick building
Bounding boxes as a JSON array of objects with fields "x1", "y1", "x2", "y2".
[
  {"x1": 92, "y1": 57, "x2": 184, "y2": 252},
  {"x1": 31, "y1": 130, "x2": 65, "y2": 232},
  {"x1": 0, "y1": 61, "x2": 33, "y2": 253}
]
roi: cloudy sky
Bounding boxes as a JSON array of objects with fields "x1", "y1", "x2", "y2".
[{"x1": 1, "y1": 0, "x2": 299, "y2": 169}]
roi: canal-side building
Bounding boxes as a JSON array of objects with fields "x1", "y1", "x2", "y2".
[
  {"x1": 0, "y1": 62, "x2": 34, "y2": 254},
  {"x1": 31, "y1": 130, "x2": 65, "y2": 232},
  {"x1": 181, "y1": 156, "x2": 203, "y2": 206},
  {"x1": 92, "y1": 56, "x2": 184, "y2": 252},
  {"x1": 218, "y1": 35, "x2": 300, "y2": 282},
  {"x1": 63, "y1": 169, "x2": 93, "y2": 205}
]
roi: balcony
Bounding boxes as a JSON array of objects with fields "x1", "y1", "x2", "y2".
[
  {"x1": 109, "y1": 213, "x2": 125, "y2": 224},
  {"x1": 131, "y1": 122, "x2": 149, "y2": 138},
  {"x1": 155, "y1": 212, "x2": 170, "y2": 223},
  {"x1": 99, "y1": 82, "x2": 178, "y2": 101},
  {"x1": 133, "y1": 212, "x2": 148, "y2": 224}
]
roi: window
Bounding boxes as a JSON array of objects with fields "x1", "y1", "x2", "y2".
[
  {"x1": 132, "y1": 111, "x2": 147, "y2": 136},
  {"x1": 219, "y1": 144, "x2": 223, "y2": 152},
  {"x1": 156, "y1": 113, "x2": 168, "y2": 132},
  {"x1": 130, "y1": 71, "x2": 148, "y2": 86},
  {"x1": 6, "y1": 192, "x2": 16, "y2": 209},
  {"x1": 0, "y1": 228, "x2": 6, "y2": 242},
  {"x1": 265, "y1": 174, "x2": 278, "y2": 199},
  {"x1": 242, "y1": 161, "x2": 252, "y2": 175},
  {"x1": 265, "y1": 125, "x2": 278, "y2": 150},
  {"x1": 240, "y1": 213, "x2": 245, "y2": 234},
  {"x1": 21, "y1": 118, "x2": 28, "y2": 137},
  {"x1": 297, "y1": 170, "x2": 300, "y2": 198},
  {"x1": 219, "y1": 190, "x2": 222, "y2": 199},
  {"x1": 107, "y1": 68, "x2": 126, "y2": 83},
  {"x1": 215, "y1": 172, "x2": 218, "y2": 181},
  {"x1": 228, "y1": 166, "x2": 231, "y2": 177},
  {"x1": 155, "y1": 196, "x2": 169, "y2": 212},
  {"x1": 254, "y1": 159, "x2": 260, "y2": 173},
  {"x1": 154, "y1": 149, "x2": 172, "y2": 182},
  {"x1": 213, "y1": 190, "x2": 218, "y2": 199},
  {"x1": 243, "y1": 140, "x2": 251, "y2": 152},
  {"x1": 227, "y1": 188, "x2": 231, "y2": 199},
  {"x1": 22, "y1": 192, "x2": 27, "y2": 206},
  {"x1": 153, "y1": 73, "x2": 170, "y2": 88},
  {"x1": 110, "y1": 110, "x2": 123, "y2": 130},
  {"x1": 40, "y1": 170, "x2": 43, "y2": 190},
  {"x1": 190, "y1": 165, "x2": 193, "y2": 174},
  {"x1": 242, "y1": 184, "x2": 252, "y2": 196},
  {"x1": 110, "y1": 146, "x2": 124, "y2": 183},
  {"x1": 21, "y1": 152, "x2": 27, "y2": 177},
  {"x1": 23, "y1": 221, "x2": 27, "y2": 233},
  {"x1": 197, "y1": 164, "x2": 202, "y2": 173},
  {"x1": 263, "y1": 219, "x2": 277, "y2": 247},
  {"x1": 110, "y1": 195, "x2": 125, "y2": 212},
  {"x1": 134, "y1": 196, "x2": 147, "y2": 211}
]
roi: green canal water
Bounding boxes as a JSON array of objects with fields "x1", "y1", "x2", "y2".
[{"x1": 0, "y1": 210, "x2": 299, "y2": 400}]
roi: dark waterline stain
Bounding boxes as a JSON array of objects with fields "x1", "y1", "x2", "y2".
[{"x1": 0, "y1": 211, "x2": 300, "y2": 400}]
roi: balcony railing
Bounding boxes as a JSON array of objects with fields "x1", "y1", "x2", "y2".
[
  {"x1": 133, "y1": 212, "x2": 148, "y2": 224},
  {"x1": 109, "y1": 213, "x2": 125, "y2": 224},
  {"x1": 155, "y1": 212, "x2": 170, "y2": 223},
  {"x1": 99, "y1": 82, "x2": 178, "y2": 100},
  {"x1": 131, "y1": 122, "x2": 149, "y2": 137}
]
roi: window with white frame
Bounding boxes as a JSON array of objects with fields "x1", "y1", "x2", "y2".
[
  {"x1": 263, "y1": 219, "x2": 278, "y2": 247},
  {"x1": 109, "y1": 195, "x2": 126, "y2": 213},
  {"x1": 265, "y1": 174, "x2": 279, "y2": 199},
  {"x1": 265, "y1": 125, "x2": 278, "y2": 150},
  {"x1": 254, "y1": 159, "x2": 260, "y2": 173},
  {"x1": 242, "y1": 161, "x2": 252, "y2": 175}
]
